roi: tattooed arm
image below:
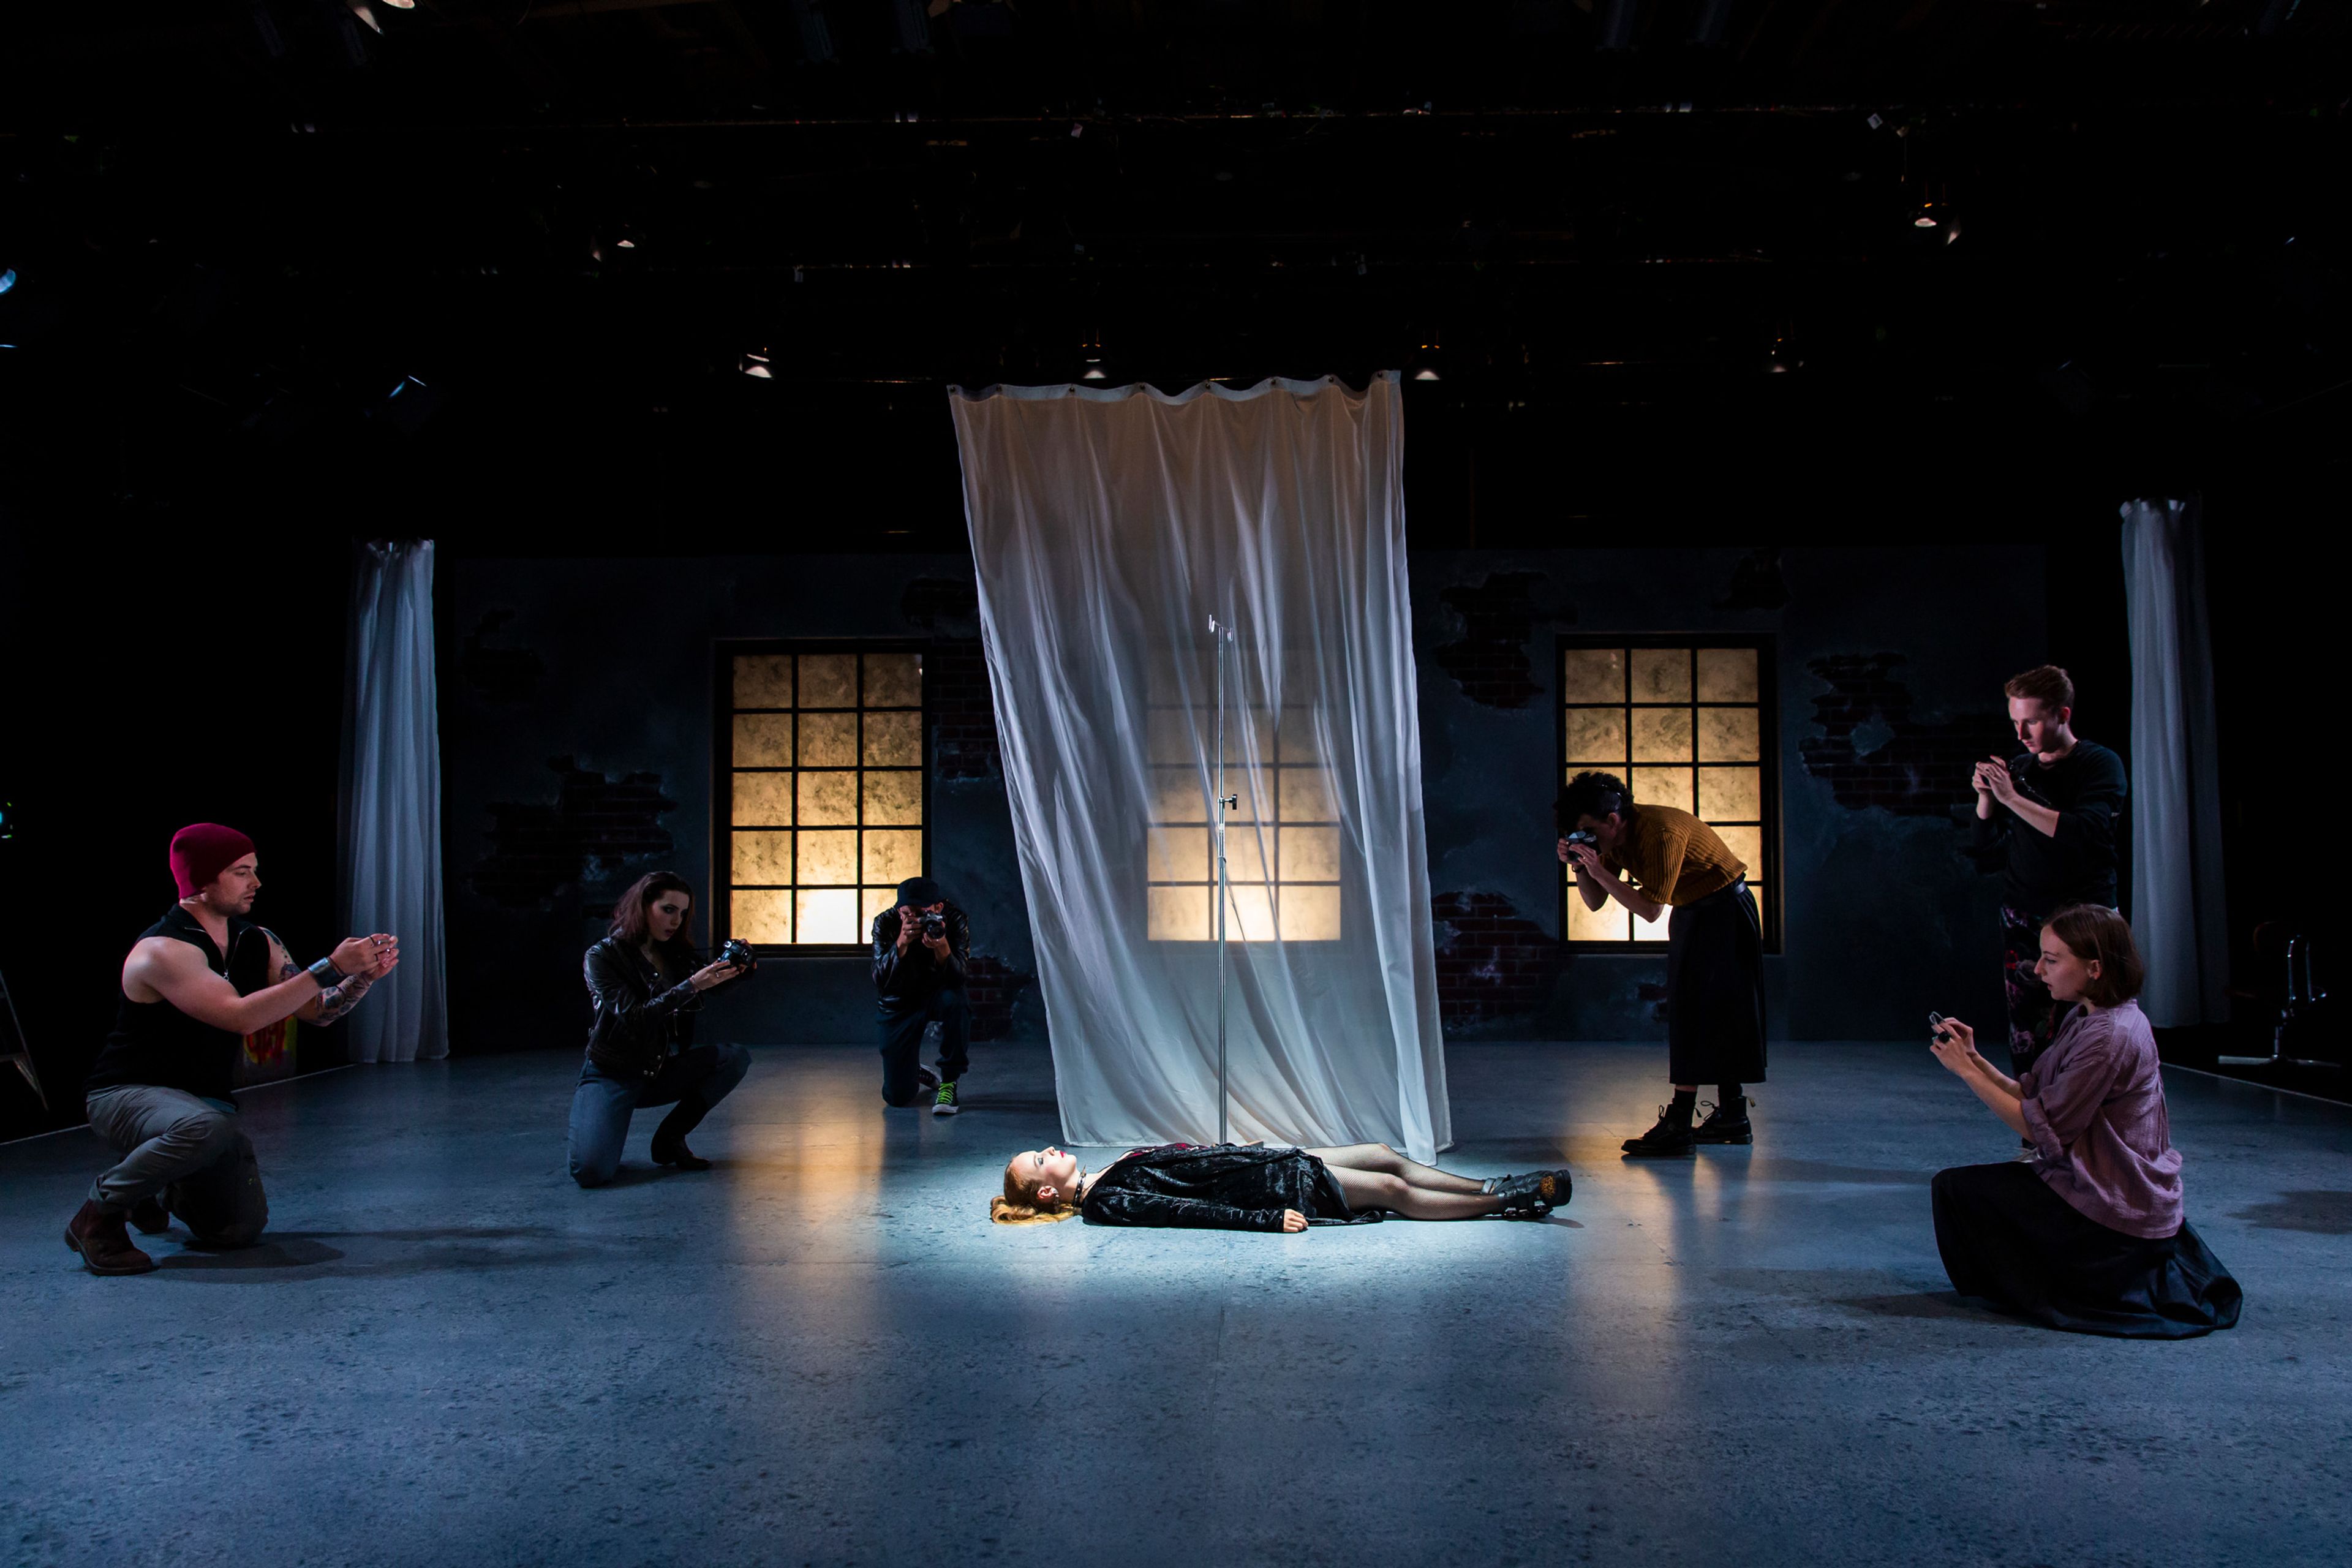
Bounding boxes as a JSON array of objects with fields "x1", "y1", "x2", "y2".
[{"x1": 265, "y1": 929, "x2": 400, "y2": 1025}]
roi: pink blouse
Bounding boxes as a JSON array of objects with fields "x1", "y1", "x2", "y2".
[{"x1": 2019, "y1": 1000, "x2": 2184, "y2": 1239}]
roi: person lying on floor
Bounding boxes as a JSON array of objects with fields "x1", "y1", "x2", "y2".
[
  {"x1": 990, "y1": 1140, "x2": 1570, "y2": 1229},
  {"x1": 1927, "y1": 903, "x2": 2241, "y2": 1339}
]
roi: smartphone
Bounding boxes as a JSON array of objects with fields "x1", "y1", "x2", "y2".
[{"x1": 1928, "y1": 1010, "x2": 1951, "y2": 1042}]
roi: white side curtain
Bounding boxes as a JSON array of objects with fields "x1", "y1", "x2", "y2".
[
  {"x1": 2120, "y1": 499, "x2": 2229, "y2": 1027},
  {"x1": 341, "y1": 540, "x2": 448, "y2": 1063},
  {"x1": 951, "y1": 372, "x2": 1449, "y2": 1162}
]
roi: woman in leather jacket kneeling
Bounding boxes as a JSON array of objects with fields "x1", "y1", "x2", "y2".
[
  {"x1": 992, "y1": 1142, "x2": 1570, "y2": 1229},
  {"x1": 570, "y1": 871, "x2": 753, "y2": 1188}
]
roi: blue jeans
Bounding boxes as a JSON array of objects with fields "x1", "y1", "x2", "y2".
[
  {"x1": 878, "y1": 988, "x2": 968, "y2": 1106},
  {"x1": 567, "y1": 1042, "x2": 752, "y2": 1188}
]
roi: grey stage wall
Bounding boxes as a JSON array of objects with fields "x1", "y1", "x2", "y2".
[{"x1": 438, "y1": 546, "x2": 2040, "y2": 1053}]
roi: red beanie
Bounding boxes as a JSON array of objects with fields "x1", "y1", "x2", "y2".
[{"x1": 171, "y1": 823, "x2": 257, "y2": 899}]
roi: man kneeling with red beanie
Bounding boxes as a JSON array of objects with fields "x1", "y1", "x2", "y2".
[{"x1": 66, "y1": 823, "x2": 401, "y2": 1275}]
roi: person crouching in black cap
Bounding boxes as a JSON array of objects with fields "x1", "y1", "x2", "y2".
[{"x1": 872, "y1": 876, "x2": 972, "y2": 1115}]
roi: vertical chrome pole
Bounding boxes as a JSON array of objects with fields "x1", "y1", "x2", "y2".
[{"x1": 1210, "y1": 614, "x2": 1234, "y2": 1145}]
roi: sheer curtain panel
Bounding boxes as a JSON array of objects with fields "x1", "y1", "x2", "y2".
[
  {"x1": 2120, "y1": 499, "x2": 2229, "y2": 1027},
  {"x1": 341, "y1": 540, "x2": 448, "y2": 1063},
  {"x1": 951, "y1": 372, "x2": 1450, "y2": 1161}
]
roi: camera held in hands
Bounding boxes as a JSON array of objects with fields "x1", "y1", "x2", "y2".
[
  {"x1": 920, "y1": 911, "x2": 947, "y2": 941},
  {"x1": 1564, "y1": 829, "x2": 1600, "y2": 853},
  {"x1": 717, "y1": 937, "x2": 756, "y2": 971}
]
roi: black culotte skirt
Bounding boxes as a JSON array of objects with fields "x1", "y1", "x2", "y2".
[
  {"x1": 1666, "y1": 879, "x2": 1767, "y2": 1085},
  {"x1": 1931, "y1": 1161, "x2": 2243, "y2": 1339}
]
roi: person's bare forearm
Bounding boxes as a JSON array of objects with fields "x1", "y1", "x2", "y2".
[
  {"x1": 2009, "y1": 799, "x2": 2061, "y2": 839},
  {"x1": 222, "y1": 973, "x2": 325, "y2": 1035},
  {"x1": 1575, "y1": 874, "x2": 1608, "y2": 913},
  {"x1": 1604, "y1": 876, "x2": 1664, "y2": 923},
  {"x1": 312, "y1": 971, "x2": 375, "y2": 1025},
  {"x1": 1964, "y1": 1067, "x2": 2030, "y2": 1137}
]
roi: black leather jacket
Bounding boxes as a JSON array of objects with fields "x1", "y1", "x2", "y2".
[
  {"x1": 582, "y1": 937, "x2": 720, "y2": 1079},
  {"x1": 1079, "y1": 1144, "x2": 1377, "y2": 1232},
  {"x1": 870, "y1": 902, "x2": 970, "y2": 1008}
]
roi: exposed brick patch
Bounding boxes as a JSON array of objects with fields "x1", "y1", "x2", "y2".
[
  {"x1": 962, "y1": 954, "x2": 1035, "y2": 1041},
  {"x1": 1715, "y1": 548, "x2": 1790, "y2": 611},
  {"x1": 1797, "y1": 654, "x2": 2000, "y2": 816},
  {"x1": 1433, "y1": 571, "x2": 1553, "y2": 709},
  {"x1": 903, "y1": 577, "x2": 981, "y2": 634},
  {"x1": 472, "y1": 756, "x2": 678, "y2": 908},
  {"x1": 461, "y1": 609, "x2": 546, "y2": 704},
  {"x1": 925, "y1": 638, "x2": 1003, "y2": 782},
  {"x1": 1432, "y1": 891, "x2": 1560, "y2": 1027}
]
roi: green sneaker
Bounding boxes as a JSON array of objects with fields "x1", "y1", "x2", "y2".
[{"x1": 932, "y1": 1080, "x2": 960, "y2": 1117}]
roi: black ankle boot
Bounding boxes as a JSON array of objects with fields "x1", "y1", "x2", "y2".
[
  {"x1": 1487, "y1": 1169, "x2": 1572, "y2": 1215},
  {"x1": 650, "y1": 1098, "x2": 714, "y2": 1170},
  {"x1": 1621, "y1": 1105, "x2": 1697, "y2": 1157},
  {"x1": 1692, "y1": 1096, "x2": 1754, "y2": 1145}
]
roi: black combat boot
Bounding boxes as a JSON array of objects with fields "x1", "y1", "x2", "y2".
[
  {"x1": 1691, "y1": 1096, "x2": 1754, "y2": 1145},
  {"x1": 1621, "y1": 1101, "x2": 1697, "y2": 1158},
  {"x1": 650, "y1": 1096, "x2": 715, "y2": 1171}
]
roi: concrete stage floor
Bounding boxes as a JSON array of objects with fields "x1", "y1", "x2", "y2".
[{"x1": 4, "y1": 1040, "x2": 2348, "y2": 1568}]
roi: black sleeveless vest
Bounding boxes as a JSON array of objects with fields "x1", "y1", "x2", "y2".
[{"x1": 85, "y1": 905, "x2": 272, "y2": 1104}]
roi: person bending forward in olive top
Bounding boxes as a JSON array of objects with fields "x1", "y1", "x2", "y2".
[
  {"x1": 992, "y1": 1142, "x2": 1571, "y2": 1230},
  {"x1": 1558, "y1": 771, "x2": 1767, "y2": 1156}
]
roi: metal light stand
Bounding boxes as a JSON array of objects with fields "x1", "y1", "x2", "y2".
[
  {"x1": 1, "y1": 967, "x2": 47, "y2": 1114},
  {"x1": 1208, "y1": 614, "x2": 1238, "y2": 1145},
  {"x1": 2217, "y1": 933, "x2": 2335, "y2": 1070}
]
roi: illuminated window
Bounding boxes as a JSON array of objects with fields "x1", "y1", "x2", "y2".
[
  {"x1": 1144, "y1": 665, "x2": 1341, "y2": 943},
  {"x1": 1559, "y1": 639, "x2": 1776, "y2": 947},
  {"x1": 722, "y1": 646, "x2": 925, "y2": 949}
]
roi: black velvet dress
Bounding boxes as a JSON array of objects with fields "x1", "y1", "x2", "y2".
[{"x1": 1079, "y1": 1144, "x2": 1376, "y2": 1232}]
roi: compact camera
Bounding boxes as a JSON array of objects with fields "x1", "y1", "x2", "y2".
[{"x1": 717, "y1": 937, "x2": 756, "y2": 970}]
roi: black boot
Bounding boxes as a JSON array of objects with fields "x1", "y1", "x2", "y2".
[
  {"x1": 1621, "y1": 1101, "x2": 1697, "y2": 1158},
  {"x1": 1692, "y1": 1096, "x2": 1754, "y2": 1145},
  {"x1": 650, "y1": 1098, "x2": 714, "y2": 1171},
  {"x1": 1485, "y1": 1169, "x2": 1573, "y2": 1215}
]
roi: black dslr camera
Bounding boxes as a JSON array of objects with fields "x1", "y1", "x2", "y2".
[
  {"x1": 919, "y1": 911, "x2": 947, "y2": 941},
  {"x1": 717, "y1": 937, "x2": 756, "y2": 971}
]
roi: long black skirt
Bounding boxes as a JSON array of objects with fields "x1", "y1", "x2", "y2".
[
  {"x1": 1666, "y1": 880, "x2": 1767, "y2": 1084},
  {"x1": 1931, "y1": 1162, "x2": 2242, "y2": 1339}
]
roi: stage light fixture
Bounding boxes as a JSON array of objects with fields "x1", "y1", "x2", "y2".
[
  {"x1": 1081, "y1": 367, "x2": 1107, "y2": 380},
  {"x1": 741, "y1": 350, "x2": 772, "y2": 379},
  {"x1": 0, "y1": 268, "x2": 16, "y2": 295},
  {"x1": 1412, "y1": 368, "x2": 1439, "y2": 380}
]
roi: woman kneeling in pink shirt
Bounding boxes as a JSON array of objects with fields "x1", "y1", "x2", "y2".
[{"x1": 1928, "y1": 904, "x2": 2241, "y2": 1338}]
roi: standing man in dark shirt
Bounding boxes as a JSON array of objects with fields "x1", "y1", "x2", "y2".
[
  {"x1": 1971, "y1": 665, "x2": 2128, "y2": 1079},
  {"x1": 66, "y1": 824, "x2": 399, "y2": 1275},
  {"x1": 871, "y1": 875, "x2": 972, "y2": 1115}
]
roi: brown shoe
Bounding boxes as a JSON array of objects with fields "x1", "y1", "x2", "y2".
[
  {"x1": 129, "y1": 1196, "x2": 172, "y2": 1235},
  {"x1": 64, "y1": 1200, "x2": 157, "y2": 1276}
]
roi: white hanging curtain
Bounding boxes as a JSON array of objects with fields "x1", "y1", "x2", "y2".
[
  {"x1": 2120, "y1": 499, "x2": 2229, "y2": 1027},
  {"x1": 950, "y1": 372, "x2": 1450, "y2": 1162},
  {"x1": 341, "y1": 540, "x2": 449, "y2": 1063}
]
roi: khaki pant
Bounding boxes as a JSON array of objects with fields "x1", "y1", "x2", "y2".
[{"x1": 85, "y1": 1084, "x2": 269, "y2": 1247}]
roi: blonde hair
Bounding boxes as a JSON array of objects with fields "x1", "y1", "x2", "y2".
[{"x1": 990, "y1": 1159, "x2": 1081, "y2": 1225}]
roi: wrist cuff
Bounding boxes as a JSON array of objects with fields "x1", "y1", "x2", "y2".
[{"x1": 307, "y1": 957, "x2": 346, "y2": 988}]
